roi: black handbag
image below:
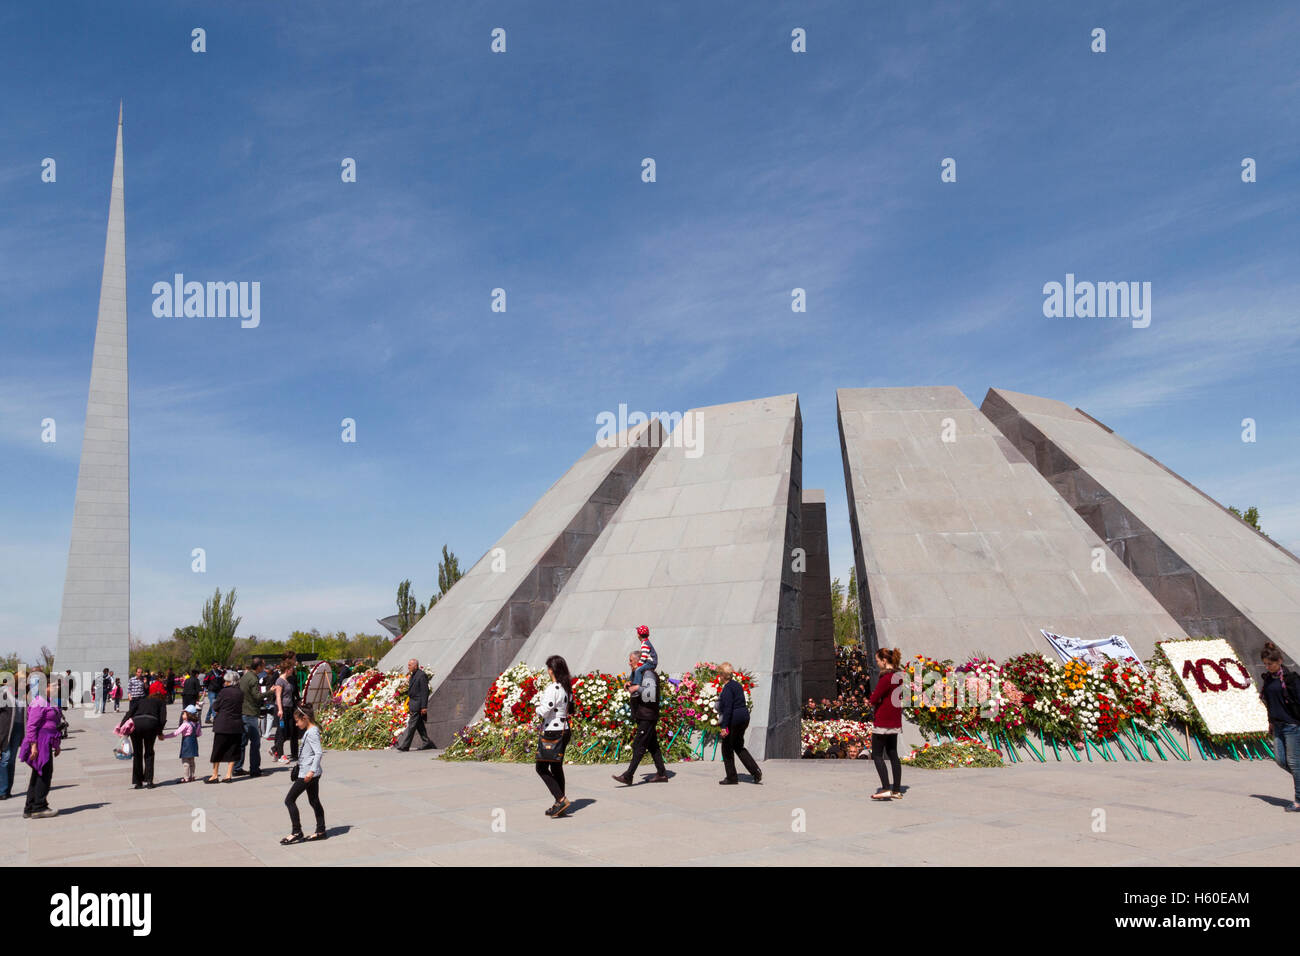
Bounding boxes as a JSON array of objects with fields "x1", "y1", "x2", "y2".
[{"x1": 537, "y1": 730, "x2": 567, "y2": 763}]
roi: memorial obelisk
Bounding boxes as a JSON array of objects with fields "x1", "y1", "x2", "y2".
[{"x1": 55, "y1": 104, "x2": 129, "y2": 699}]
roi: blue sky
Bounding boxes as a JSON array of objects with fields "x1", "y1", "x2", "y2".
[{"x1": 1, "y1": 0, "x2": 1297, "y2": 658}]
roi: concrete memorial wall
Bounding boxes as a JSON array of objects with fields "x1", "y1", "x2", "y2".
[
  {"x1": 982, "y1": 387, "x2": 1300, "y2": 669},
  {"x1": 837, "y1": 386, "x2": 1188, "y2": 665},
  {"x1": 798, "y1": 489, "x2": 836, "y2": 702},
  {"x1": 377, "y1": 421, "x2": 664, "y2": 746},
  {"x1": 511, "y1": 394, "x2": 805, "y2": 758}
]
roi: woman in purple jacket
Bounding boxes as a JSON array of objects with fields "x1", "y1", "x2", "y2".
[{"x1": 20, "y1": 680, "x2": 62, "y2": 818}]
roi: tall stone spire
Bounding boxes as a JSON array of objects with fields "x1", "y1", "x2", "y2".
[{"x1": 55, "y1": 104, "x2": 129, "y2": 698}]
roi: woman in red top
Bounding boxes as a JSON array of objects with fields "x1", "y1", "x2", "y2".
[{"x1": 867, "y1": 648, "x2": 904, "y2": 801}]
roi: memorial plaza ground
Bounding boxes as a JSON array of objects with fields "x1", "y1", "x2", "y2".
[{"x1": 2, "y1": 708, "x2": 1295, "y2": 866}]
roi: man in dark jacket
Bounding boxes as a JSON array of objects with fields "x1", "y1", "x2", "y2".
[
  {"x1": 232, "y1": 658, "x2": 268, "y2": 777},
  {"x1": 180, "y1": 671, "x2": 201, "y2": 709},
  {"x1": 1261, "y1": 650, "x2": 1300, "y2": 811},
  {"x1": 394, "y1": 659, "x2": 433, "y2": 751},
  {"x1": 612, "y1": 652, "x2": 668, "y2": 785},
  {"x1": 0, "y1": 677, "x2": 25, "y2": 799}
]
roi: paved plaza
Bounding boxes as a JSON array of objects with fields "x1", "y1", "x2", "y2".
[{"x1": 2, "y1": 708, "x2": 1295, "y2": 866}]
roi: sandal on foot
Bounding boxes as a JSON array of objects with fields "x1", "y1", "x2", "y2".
[
  {"x1": 280, "y1": 834, "x2": 305, "y2": 845},
  {"x1": 870, "y1": 791, "x2": 893, "y2": 801},
  {"x1": 305, "y1": 831, "x2": 327, "y2": 841}
]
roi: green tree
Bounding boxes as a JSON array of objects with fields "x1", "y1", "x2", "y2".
[
  {"x1": 831, "y1": 568, "x2": 861, "y2": 645},
  {"x1": 396, "y1": 580, "x2": 419, "y2": 636},
  {"x1": 427, "y1": 544, "x2": 464, "y2": 611},
  {"x1": 344, "y1": 632, "x2": 392, "y2": 660},
  {"x1": 0, "y1": 651, "x2": 22, "y2": 673},
  {"x1": 129, "y1": 634, "x2": 191, "y2": 674},
  {"x1": 291, "y1": 629, "x2": 350, "y2": 659},
  {"x1": 1228, "y1": 505, "x2": 1264, "y2": 534},
  {"x1": 191, "y1": 587, "x2": 240, "y2": 666},
  {"x1": 437, "y1": 544, "x2": 463, "y2": 598}
]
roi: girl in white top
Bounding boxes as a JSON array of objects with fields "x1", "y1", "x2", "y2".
[
  {"x1": 281, "y1": 706, "x2": 326, "y2": 845},
  {"x1": 535, "y1": 655, "x2": 574, "y2": 818}
]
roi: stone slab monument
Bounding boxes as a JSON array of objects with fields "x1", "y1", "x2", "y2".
[
  {"x1": 377, "y1": 421, "x2": 664, "y2": 746},
  {"x1": 56, "y1": 105, "x2": 130, "y2": 699},
  {"x1": 511, "y1": 394, "x2": 805, "y2": 758},
  {"x1": 837, "y1": 386, "x2": 1187, "y2": 665},
  {"x1": 798, "y1": 489, "x2": 836, "y2": 702},
  {"x1": 982, "y1": 387, "x2": 1300, "y2": 669}
]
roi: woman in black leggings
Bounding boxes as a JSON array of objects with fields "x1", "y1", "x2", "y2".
[
  {"x1": 534, "y1": 655, "x2": 574, "y2": 818},
  {"x1": 281, "y1": 706, "x2": 326, "y2": 844},
  {"x1": 867, "y1": 647, "x2": 904, "y2": 801},
  {"x1": 129, "y1": 685, "x2": 168, "y2": 789}
]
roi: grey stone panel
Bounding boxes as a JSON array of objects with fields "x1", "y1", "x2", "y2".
[
  {"x1": 56, "y1": 107, "x2": 130, "y2": 697},
  {"x1": 377, "y1": 422, "x2": 665, "y2": 746},
  {"x1": 798, "y1": 490, "x2": 836, "y2": 702},
  {"x1": 983, "y1": 387, "x2": 1300, "y2": 669},
  {"x1": 838, "y1": 387, "x2": 1187, "y2": 670},
  {"x1": 511, "y1": 395, "x2": 804, "y2": 759}
]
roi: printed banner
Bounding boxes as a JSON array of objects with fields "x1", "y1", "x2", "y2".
[{"x1": 1041, "y1": 630, "x2": 1148, "y2": 673}]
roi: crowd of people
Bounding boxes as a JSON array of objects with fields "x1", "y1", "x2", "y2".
[
  {"x1": 15, "y1": 630, "x2": 1300, "y2": 841},
  {"x1": 4, "y1": 629, "x2": 773, "y2": 832},
  {"x1": 0, "y1": 654, "x2": 356, "y2": 845},
  {"x1": 803, "y1": 643, "x2": 874, "y2": 721}
]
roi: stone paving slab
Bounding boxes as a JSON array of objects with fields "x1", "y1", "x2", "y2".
[{"x1": 1, "y1": 709, "x2": 1295, "y2": 865}]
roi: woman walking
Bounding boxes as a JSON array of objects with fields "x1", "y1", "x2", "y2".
[
  {"x1": 207, "y1": 671, "x2": 243, "y2": 783},
  {"x1": 717, "y1": 662, "x2": 762, "y2": 785},
  {"x1": 534, "y1": 655, "x2": 574, "y2": 818},
  {"x1": 272, "y1": 655, "x2": 299, "y2": 765},
  {"x1": 868, "y1": 647, "x2": 905, "y2": 801},
  {"x1": 1260, "y1": 641, "x2": 1300, "y2": 811},
  {"x1": 20, "y1": 677, "x2": 62, "y2": 818},
  {"x1": 281, "y1": 706, "x2": 326, "y2": 844},
  {"x1": 129, "y1": 682, "x2": 168, "y2": 788}
]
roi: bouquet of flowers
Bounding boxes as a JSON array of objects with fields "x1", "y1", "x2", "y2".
[
  {"x1": 443, "y1": 661, "x2": 756, "y2": 764},
  {"x1": 903, "y1": 737, "x2": 1003, "y2": 769},
  {"x1": 801, "y1": 719, "x2": 873, "y2": 758},
  {"x1": 320, "y1": 668, "x2": 428, "y2": 750}
]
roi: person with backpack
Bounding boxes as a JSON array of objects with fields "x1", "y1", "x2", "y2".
[
  {"x1": 534, "y1": 655, "x2": 574, "y2": 818},
  {"x1": 612, "y1": 651, "x2": 668, "y2": 785},
  {"x1": 272, "y1": 655, "x2": 300, "y2": 765},
  {"x1": 1260, "y1": 641, "x2": 1300, "y2": 812}
]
